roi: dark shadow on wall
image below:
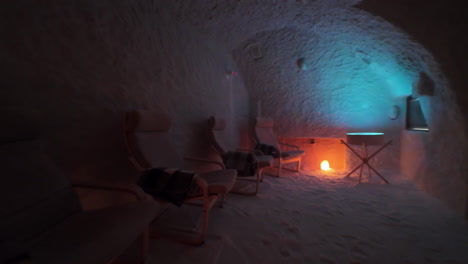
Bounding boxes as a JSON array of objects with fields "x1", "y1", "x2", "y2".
[
  {"x1": 0, "y1": 0, "x2": 251, "y2": 185},
  {"x1": 356, "y1": 0, "x2": 468, "y2": 118}
]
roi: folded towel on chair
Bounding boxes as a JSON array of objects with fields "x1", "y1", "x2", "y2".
[
  {"x1": 138, "y1": 168, "x2": 196, "y2": 206},
  {"x1": 222, "y1": 151, "x2": 257, "y2": 177},
  {"x1": 255, "y1": 143, "x2": 282, "y2": 157}
]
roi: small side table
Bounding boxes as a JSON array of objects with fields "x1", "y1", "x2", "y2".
[{"x1": 340, "y1": 132, "x2": 392, "y2": 184}]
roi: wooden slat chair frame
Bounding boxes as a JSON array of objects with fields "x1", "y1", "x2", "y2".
[
  {"x1": 123, "y1": 111, "x2": 236, "y2": 245},
  {"x1": 254, "y1": 117, "x2": 305, "y2": 177},
  {"x1": 206, "y1": 116, "x2": 273, "y2": 195}
]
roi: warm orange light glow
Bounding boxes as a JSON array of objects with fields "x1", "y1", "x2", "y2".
[{"x1": 321, "y1": 160, "x2": 330, "y2": 171}]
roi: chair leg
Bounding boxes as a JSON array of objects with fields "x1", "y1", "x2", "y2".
[
  {"x1": 277, "y1": 159, "x2": 282, "y2": 177},
  {"x1": 254, "y1": 168, "x2": 261, "y2": 194},
  {"x1": 198, "y1": 204, "x2": 210, "y2": 245},
  {"x1": 218, "y1": 193, "x2": 225, "y2": 208},
  {"x1": 187, "y1": 199, "x2": 213, "y2": 245},
  {"x1": 297, "y1": 157, "x2": 301, "y2": 172}
]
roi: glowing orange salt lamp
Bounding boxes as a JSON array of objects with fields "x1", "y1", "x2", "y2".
[{"x1": 320, "y1": 160, "x2": 330, "y2": 171}]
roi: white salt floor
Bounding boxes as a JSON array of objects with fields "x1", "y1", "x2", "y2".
[{"x1": 147, "y1": 170, "x2": 468, "y2": 264}]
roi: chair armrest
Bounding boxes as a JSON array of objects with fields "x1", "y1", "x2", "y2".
[
  {"x1": 279, "y1": 142, "x2": 300, "y2": 150},
  {"x1": 184, "y1": 157, "x2": 226, "y2": 170},
  {"x1": 236, "y1": 148, "x2": 264, "y2": 156},
  {"x1": 192, "y1": 175, "x2": 209, "y2": 199},
  {"x1": 71, "y1": 180, "x2": 152, "y2": 201}
]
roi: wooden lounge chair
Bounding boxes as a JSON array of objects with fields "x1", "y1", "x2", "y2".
[
  {"x1": 254, "y1": 117, "x2": 305, "y2": 177},
  {"x1": 123, "y1": 111, "x2": 237, "y2": 245},
  {"x1": 206, "y1": 116, "x2": 273, "y2": 194},
  {"x1": 1, "y1": 115, "x2": 162, "y2": 264}
]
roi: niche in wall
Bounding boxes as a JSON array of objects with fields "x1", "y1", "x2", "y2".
[
  {"x1": 406, "y1": 71, "x2": 433, "y2": 131},
  {"x1": 247, "y1": 43, "x2": 263, "y2": 60},
  {"x1": 406, "y1": 96, "x2": 429, "y2": 131}
]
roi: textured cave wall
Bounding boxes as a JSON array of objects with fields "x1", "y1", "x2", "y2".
[
  {"x1": 1, "y1": 0, "x2": 466, "y2": 217},
  {"x1": 400, "y1": 101, "x2": 467, "y2": 217},
  {"x1": 167, "y1": 0, "x2": 362, "y2": 51},
  {"x1": 0, "y1": 0, "x2": 250, "y2": 183},
  {"x1": 357, "y1": 0, "x2": 468, "y2": 217},
  {"x1": 231, "y1": 4, "x2": 440, "y2": 172}
]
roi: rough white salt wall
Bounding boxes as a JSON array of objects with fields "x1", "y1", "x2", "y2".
[
  {"x1": 400, "y1": 58, "x2": 468, "y2": 217},
  {"x1": 401, "y1": 130, "x2": 468, "y2": 217},
  {"x1": 1, "y1": 0, "x2": 466, "y2": 216},
  {"x1": 356, "y1": 0, "x2": 468, "y2": 217},
  {"x1": 231, "y1": 6, "x2": 434, "y2": 172},
  {"x1": 169, "y1": 0, "x2": 362, "y2": 50},
  {"x1": 224, "y1": 1, "x2": 465, "y2": 215},
  {"x1": 397, "y1": 44, "x2": 468, "y2": 216},
  {"x1": 0, "y1": 1, "x2": 250, "y2": 181}
]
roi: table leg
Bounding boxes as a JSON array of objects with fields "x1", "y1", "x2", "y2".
[
  {"x1": 345, "y1": 163, "x2": 364, "y2": 178},
  {"x1": 367, "y1": 163, "x2": 390, "y2": 184},
  {"x1": 359, "y1": 143, "x2": 366, "y2": 183},
  {"x1": 359, "y1": 165, "x2": 363, "y2": 183},
  {"x1": 363, "y1": 143, "x2": 371, "y2": 179},
  {"x1": 341, "y1": 139, "x2": 392, "y2": 184}
]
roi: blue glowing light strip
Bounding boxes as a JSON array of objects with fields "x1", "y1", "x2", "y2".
[{"x1": 346, "y1": 132, "x2": 384, "y2": 136}]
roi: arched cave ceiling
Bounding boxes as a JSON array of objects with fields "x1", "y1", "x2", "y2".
[
  {"x1": 167, "y1": 0, "x2": 362, "y2": 50},
  {"x1": 180, "y1": 0, "x2": 466, "y2": 130}
]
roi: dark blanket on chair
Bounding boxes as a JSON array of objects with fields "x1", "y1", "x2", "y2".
[
  {"x1": 138, "y1": 168, "x2": 195, "y2": 206},
  {"x1": 255, "y1": 143, "x2": 281, "y2": 158},
  {"x1": 222, "y1": 151, "x2": 257, "y2": 177}
]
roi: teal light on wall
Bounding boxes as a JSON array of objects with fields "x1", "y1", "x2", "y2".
[
  {"x1": 368, "y1": 62, "x2": 412, "y2": 97},
  {"x1": 314, "y1": 45, "x2": 413, "y2": 129}
]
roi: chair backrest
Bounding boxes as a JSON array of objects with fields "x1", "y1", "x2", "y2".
[
  {"x1": 207, "y1": 116, "x2": 227, "y2": 155},
  {"x1": 0, "y1": 115, "x2": 81, "y2": 260},
  {"x1": 254, "y1": 117, "x2": 280, "y2": 149},
  {"x1": 124, "y1": 111, "x2": 179, "y2": 169}
]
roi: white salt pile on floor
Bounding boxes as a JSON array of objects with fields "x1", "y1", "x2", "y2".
[{"x1": 148, "y1": 170, "x2": 468, "y2": 264}]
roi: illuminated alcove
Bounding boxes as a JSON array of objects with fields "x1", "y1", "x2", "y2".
[{"x1": 232, "y1": 23, "x2": 418, "y2": 172}]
